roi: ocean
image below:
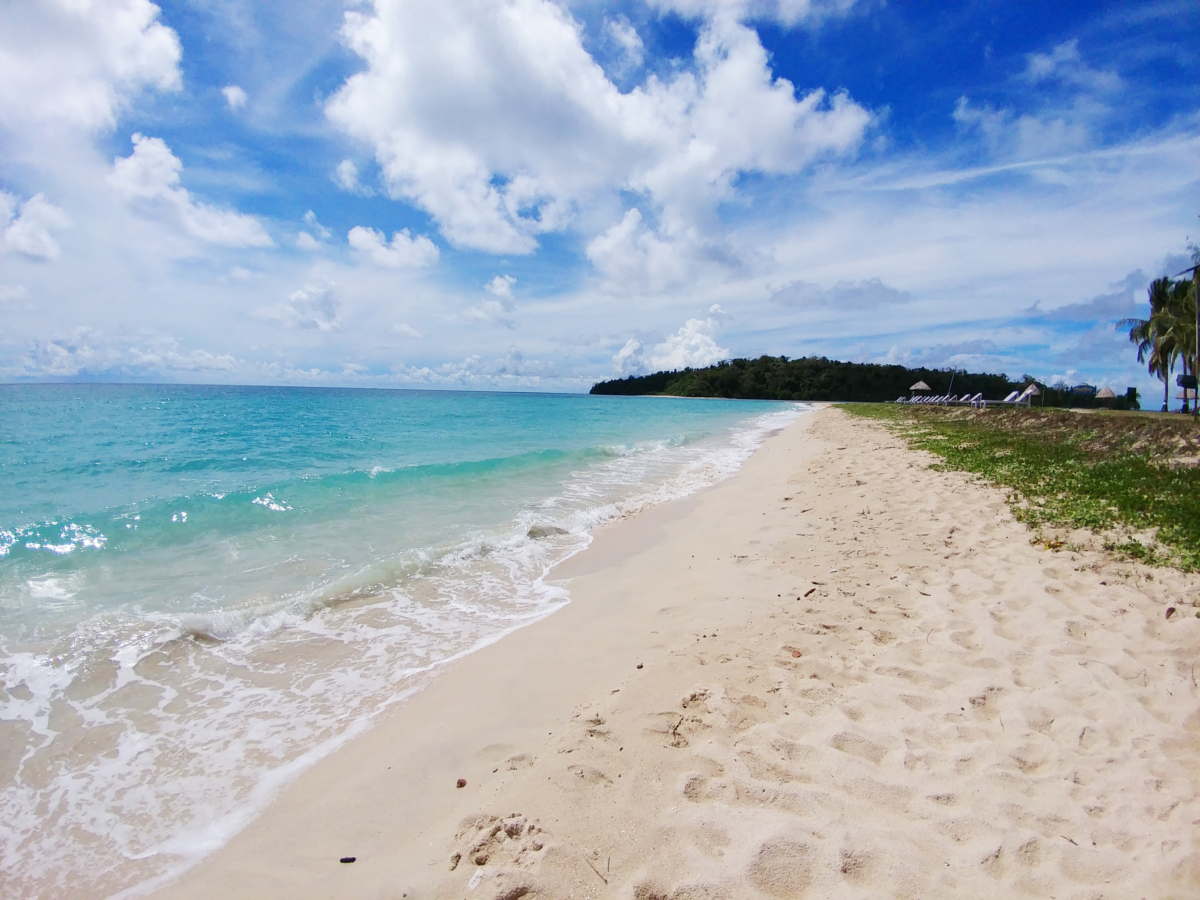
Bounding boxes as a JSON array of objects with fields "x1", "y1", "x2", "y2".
[{"x1": 0, "y1": 384, "x2": 804, "y2": 897}]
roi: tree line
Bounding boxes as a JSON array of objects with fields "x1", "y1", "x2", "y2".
[{"x1": 590, "y1": 356, "x2": 1138, "y2": 409}]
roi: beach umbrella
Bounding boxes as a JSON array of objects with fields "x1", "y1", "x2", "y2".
[
  {"x1": 1096, "y1": 386, "x2": 1116, "y2": 399},
  {"x1": 1176, "y1": 388, "x2": 1197, "y2": 400},
  {"x1": 909, "y1": 381, "x2": 931, "y2": 391}
]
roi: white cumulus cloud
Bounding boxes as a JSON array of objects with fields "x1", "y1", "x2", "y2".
[
  {"x1": 586, "y1": 208, "x2": 698, "y2": 291},
  {"x1": 649, "y1": 316, "x2": 729, "y2": 370},
  {"x1": 612, "y1": 312, "x2": 729, "y2": 375},
  {"x1": 325, "y1": 0, "x2": 871, "y2": 256},
  {"x1": 334, "y1": 159, "x2": 374, "y2": 196},
  {"x1": 107, "y1": 133, "x2": 274, "y2": 247},
  {"x1": 222, "y1": 85, "x2": 247, "y2": 110},
  {"x1": 348, "y1": 225, "x2": 439, "y2": 267},
  {"x1": 1, "y1": 191, "x2": 70, "y2": 259},
  {"x1": 0, "y1": 0, "x2": 181, "y2": 133},
  {"x1": 605, "y1": 16, "x2": 644, "y2": 75},
  {"x1": 612, "y1": 338, "x2": 646, "y2": 377},
  {"x1": 485, "y1": 274, "x2": 516, "y2": 299}
]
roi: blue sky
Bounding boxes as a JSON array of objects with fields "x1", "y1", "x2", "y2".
[{"x1": 1, "y1": 0, "x2": 1198, "y2": 400}]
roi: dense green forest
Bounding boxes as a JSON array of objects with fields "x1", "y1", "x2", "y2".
[{"x1": 590, "y1": 356, "x2": 1139, "y2": 409}]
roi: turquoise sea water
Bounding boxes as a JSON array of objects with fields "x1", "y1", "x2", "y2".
[{"x1": 0, "y1": 384, "x2": 803, "y2": 897}]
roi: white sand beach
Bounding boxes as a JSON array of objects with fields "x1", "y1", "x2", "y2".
[{"x1": 151, "y1": 407, "x2": 1200, "y2": 899}]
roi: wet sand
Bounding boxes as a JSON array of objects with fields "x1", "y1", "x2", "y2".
[{"x1": 151, "y1": 406, "x2": 1200, "y2": 899}]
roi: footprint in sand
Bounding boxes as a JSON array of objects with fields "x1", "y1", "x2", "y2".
[
  {"x1": 829, "y1": 731, "x2": 888, "y2": 764},
  {"x1": 747, "y1": 838, "x2": 815, "y2": 897},
  {"x1": 505, "y1": 753, "x2": 535, "y2": 770},
  {"x1": 449, "y1": 813, "x2": 546, "y2": 871}
]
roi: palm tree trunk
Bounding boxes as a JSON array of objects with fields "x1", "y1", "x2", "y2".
[
  {"x1": 1193, "y1": 269, "x2": 1199, "y2": 417},
  {"x1": 1186, "y1": 357, "x2": 1192, "y2": 415},
  {"x1": 1183, "y1": 358, "x2": 1188, "y2": 414},
  {"x1": 1180, "y1": 357, "x2": 1190, "y2": 417}
]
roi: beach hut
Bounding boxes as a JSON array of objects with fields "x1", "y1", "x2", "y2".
[
  {"x1": 1096, "y1": 387, "x2": 1116, "y2": 399},
  {"x1": 1018, "y1": 383, "x2": 1041, "y2": 406},
  {"x1": 909, "y1": 380, "x2": 931, "y2": 401}
]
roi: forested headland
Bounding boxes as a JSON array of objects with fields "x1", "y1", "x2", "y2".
[{"x1": 590, "y1": 356, "x2": 1139, "y2": 409}]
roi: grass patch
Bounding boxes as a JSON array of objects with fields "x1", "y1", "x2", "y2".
[{"x1": 841, "y1": 403, "x2": 1200, "y2": 571}]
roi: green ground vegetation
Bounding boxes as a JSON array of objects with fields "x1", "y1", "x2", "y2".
[{"x1": 843, "y1": 403, "x2": 1200, "y2": 570}]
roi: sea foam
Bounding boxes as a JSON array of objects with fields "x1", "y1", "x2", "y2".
[{"x1": 0, "y1": 386, "x2": 807, "y2": 899}]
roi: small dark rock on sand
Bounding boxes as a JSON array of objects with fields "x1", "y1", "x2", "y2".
[
  {"x1": 1166, "y1": 607, "x2": 1176, "y2": 619},
  {"x1": 339, "y1": 857, "x2": 356, "y2": 864},
  {"x1": 456, "y1": 778, "x2": 467, "y2": 788}
]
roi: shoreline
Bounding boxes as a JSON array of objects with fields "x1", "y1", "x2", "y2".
[
  {"x1": 143, "y1": 406, "x2": 819, "y2": 900},
  {"x1": 150, "y1": 407, "x2": 1200, "y2": 899}
]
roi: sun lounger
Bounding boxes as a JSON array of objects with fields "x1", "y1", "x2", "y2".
[{"x1": 979, "y1": 390, "x2": 1022, "y2": 409}]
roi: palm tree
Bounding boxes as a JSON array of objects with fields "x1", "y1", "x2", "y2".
[
  {"x1": 1174, "y1": 261, "x2": 1200, "y2": 417},
  {"x1": 1166, "y1": 278, "x2": 1195, "y2": 415},
  {"x1": 1121, "y1": 277, "x2": 1174, "y2": 411},
  {"x1": 1158, "y1": 280, "x2": 1197, "y2": 413},
  {"x1": 1122, "y1": 260, "x2": 1200, "y2": 415}
]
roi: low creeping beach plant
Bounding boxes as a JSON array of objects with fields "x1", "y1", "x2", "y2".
[{"x1": 842, "y1": 404, "x2": 1200, "y2": 571}]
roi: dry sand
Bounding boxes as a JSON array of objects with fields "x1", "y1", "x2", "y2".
[{"x1": 153, "y1": 407, "x2": 1200, "y2": 900}]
